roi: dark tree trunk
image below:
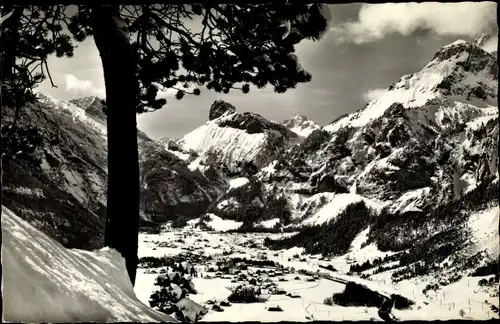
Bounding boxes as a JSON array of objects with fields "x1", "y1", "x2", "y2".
[{"x1": 90, "y1": 5, "x2": 140, "y2": 286}]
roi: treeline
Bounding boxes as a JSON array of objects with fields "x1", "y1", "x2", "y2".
[
  {"x1": 224, "y1": 257, "x2": 277, "y2": 268},
  {"x1": 325, "y1": 281, "x2": 413, "y2": 310},
  {"x1": 229, "y1": 223, "x2": 281, "y2": 234},
  {"x1": 368, "y1": 175, "x2": 498, "y2": 252},
  {"x1": 264, "y1": 201, "x2": 372, "y2": 256},
  {"x1": 171, "y1": 216, "x2": 190, "y2": 228},
  {"x1": 348, "y1": 253, "x2": 401, "y2": 273},
  {"x1": 472, "y1": 260, "x2": 499, "y2": 277},
  {"x1": 264, "y1": 176, "x2": 498, "y2": 266},
  {"x1": 207, "y1": 179, "x2": 292, "y2": 226}
]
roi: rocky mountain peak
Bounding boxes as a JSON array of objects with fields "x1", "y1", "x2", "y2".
[
  {"x1": 70, "y1": 96, "x2": 107, "y2": 121},
  {"x1": 208, "y1": 100, "x2": 236, "y2": 121},
  {"x1": 287, "y1": 114, "x2": 309, "y2": 121},
  {"x1": 473, "y1": 32, "x2": 494, "y2": 48},
  {"x1": 425, "y1": 40, "x2": 497, "y2": 102},
  {"x1": 429, "y1": 40, "x2": 495, "y2": 75},
  {"x1": 283, "y1": 114, "x2": 309, "y2": 127},
  {"x1": 283, "y1": 114, "x2": 321, "y2": 138},
  {"x1": 70, "y1": 96, "x2": 101, "y2": 108}
]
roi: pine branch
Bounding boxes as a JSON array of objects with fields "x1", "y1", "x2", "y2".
[{"x1": 42, "y1": 59, "x2": 57, "y2": 88}]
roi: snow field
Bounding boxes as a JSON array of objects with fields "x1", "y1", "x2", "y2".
[{"x1": 2, "y1": 206, "x2": 175, "y2": 323}]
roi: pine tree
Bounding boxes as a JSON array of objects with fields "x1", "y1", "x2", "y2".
[
  {"x1": 3, "y1": 4, "x2": 330, "y2": 286},
  {"x1": 1, "y1": 5, "x2": 75, "y2": 147}
]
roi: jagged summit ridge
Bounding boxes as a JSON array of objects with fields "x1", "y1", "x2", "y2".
[
  {"x1": 208, "y1": 100, "x2": 236, "y2": 121},
  {"x1": 473, "y1": 33, "x2": 493, "y2": 48},
  {"x1": 177, "y1": 100, "x2": 301, "y2": 173},
  {"x1": 325, "y1": 39, "x2": 498, "y2": 133},
  {"x1": 69, "y1": 96, "x2": 102, "y2": 108},
  {"x1": 70, "y1": 96, "x2": 107, "y2": 121},
  {"x1": 283, "y1": 114, "x2": 321, "y2": 138}
]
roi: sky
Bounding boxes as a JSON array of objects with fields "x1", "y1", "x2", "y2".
[{"x1": 38, "y1": 2, "x2": 498, "y2": 140}]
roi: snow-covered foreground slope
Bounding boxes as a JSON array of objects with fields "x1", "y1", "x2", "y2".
[{"x1": 1, "y1": 206, "x2": 175, "y2": 323}]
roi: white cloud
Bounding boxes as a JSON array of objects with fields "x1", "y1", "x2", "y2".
[
  {"x1": 362, "y1": 88, "x2": 386, "y2": 102},
  {"x1": 63, "y1": 75, "x2": 199, "y2": 102},
  {"x1": 330, "y1": 2, "x2": 497, "y2": 44},
  {"x1": 64, "y1": 74, "x2": 106, "y2": 99}
]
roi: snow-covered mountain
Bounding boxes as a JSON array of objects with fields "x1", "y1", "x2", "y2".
[
  {"x1": 325, "y1": 40, "x2": 497, "y2": 133},
  {"x1": 69, "y1": 96, "x2": 107, "y2": 121},
  {"x1": 2, "y1": 93, "x2": 109, "y2": 250},
  {"x1": 2, "y1": 39, "x2": 497, "y2": 278},
  {"x1": 283, "y1": 114, "x2": 321, "y2": 138},
  {"x1": 198, "y1": 39, "x2": 498, "y2": 265},
  {"x1": 2, "y1": 38, "x2": 497, "y2": 321},
  {"x1": 1, "y1": 93, "x2": 227, "y2": 249},
  {"x1": 175, "y1": 100, "x2": 302, "y2": 174}
]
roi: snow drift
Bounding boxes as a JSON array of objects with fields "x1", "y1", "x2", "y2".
[{"x1": 1, "y1": 206, "x2": 175, "y2": 323}]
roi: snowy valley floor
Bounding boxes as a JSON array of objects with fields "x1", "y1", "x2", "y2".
[
  {"x1": 135, "y1": 210, "x2": 500, "y2": 322},
  {"x1": 2, "y1": 204, "x2": 498, "y2": 322}
]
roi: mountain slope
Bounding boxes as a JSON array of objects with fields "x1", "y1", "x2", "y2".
[
  {"x1": 2, "y1": 205, "x2": 175, "y2": 323},
  {"x1": 2, "y1": 94, "x2": 108, "y2": 250},
  {"x1": 1, "y1": 93, "x2": 227, "y2": 249},
  {"x1": 253, "y1": 40, "x2": 499, "y2": 298},
  {"x1": 138, "y1": 139, "x2": 227, "y2": 223},
  {"x1": 201, "y1": 40, "x2": 498, "y2": 260},
  {"x1": 177, "y1": 100, "x2": 301, "y2": 175},
  {"x1": 324, "y1": 40, "x2": 497, "y2": 133},
  {"x1": 283, "y1": 114, "x2": 321, "y2": 138}
]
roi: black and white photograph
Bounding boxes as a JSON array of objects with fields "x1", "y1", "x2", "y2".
[{"x1": 1, "y1": 2, "x2": 499, "y2": 322}]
